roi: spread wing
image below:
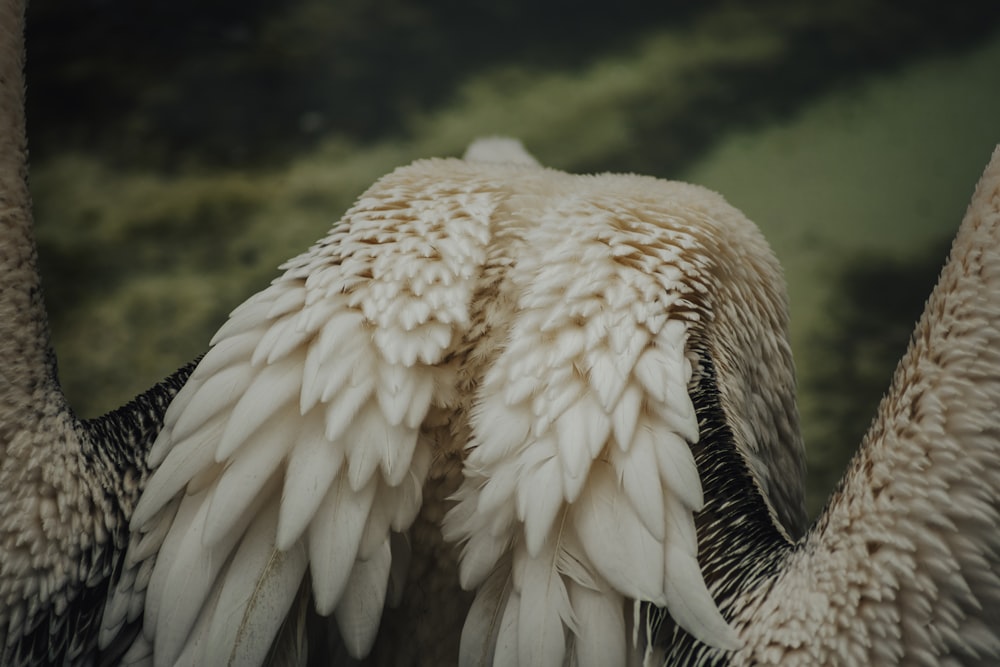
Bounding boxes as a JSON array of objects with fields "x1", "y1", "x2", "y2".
[
  {"x1": 101, "y1": 159, "x2": 501, "y2": 665},
  {"x1": 100, "y1": 146, "x2": 743, "y2": 665}
]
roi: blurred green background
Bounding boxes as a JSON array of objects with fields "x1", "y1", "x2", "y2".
[{"x1": 23, "y1": 0, "x2": 1000, "y2": 517}]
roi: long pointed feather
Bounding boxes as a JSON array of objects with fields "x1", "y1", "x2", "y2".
[
  {"x1": 204, "y1": 502, "x2": 309, "y2": 666},
  {"x1": 132, "y1": 415, "x2": 224, "y2": 529},
  {"x1": 493, "y1": 589, "x2": 521, "y2": 667},
  {"x1": 333, "y1": 538, "x2": 393, "y2": 659},
  {"x1": 143, "y1": 489, "x2": 209, "y2": 645},
  {"x1": 460, "y1": 558, "x2": 513, "y2": 667},
  {"x1": 614, "y1": 427, "x2": 666, "y2": 541},
  {"x1": 568, "y1": 579, "x2": 626, "y2": 667},
  {"x1": 308, "y1": 474, "x2": 377, "y2": 615},
  {"x1": 662, "y1": 544, "x2": 741, "y2": 650},
  {"x1": 276, "y1": 412, "x2": 344, "y2": 550},
  {"x1": 516, "y1": 541, "x2": 569, "y2": 666},
  {"x1": 202, "y1": 403, "x2": 298, "y2": 545},
  {"x1": 572, "y1": 464, "x2": 665, "y2": 604},
  {"x1": 152, "y1": 473, "x2": 282, "y2": 666},
  {"x1": 216, "y1": 356, "x2": 304, "y2": 461}
]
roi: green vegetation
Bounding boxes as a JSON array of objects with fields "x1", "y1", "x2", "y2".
[{"x1": 25, "y1": 0, "x2": 1000, "y2": 516}]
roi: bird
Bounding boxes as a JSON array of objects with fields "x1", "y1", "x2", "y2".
[
  {"x1": 96, "y1": 115, "x2": 1000, "y2": 667},
  {"x1": 4, "y1": 2, "x2": 993, "y2": 664},
  {"x1": 0, "y1": 1, "x2": 197, "y2": 664}
]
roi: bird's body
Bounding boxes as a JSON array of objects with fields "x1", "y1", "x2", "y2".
[
  {"x1": 112, "y1": 149, "x2": 805, "y2": 666},
  {"x1": 4, "y1": 0, "x2": 1000, "y2": 661},
  {"x1": 107, "y1": 136, "x2": 1000, "y2": 667}
]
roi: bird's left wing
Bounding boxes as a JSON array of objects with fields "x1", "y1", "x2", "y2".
[{"x1": 100, "y1": 157, "x2": 504, "y2": 666}]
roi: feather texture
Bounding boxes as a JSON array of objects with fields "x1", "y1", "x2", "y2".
[
  {"x1": 104, "y1": 140, "x2": 851, "y2": 664},
  {"x1": 112, "y1": 156, "x2": 505, "y2": 665}
]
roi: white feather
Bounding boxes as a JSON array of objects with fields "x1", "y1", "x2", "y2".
[
  {"x1": 152, "y1": 472, "x2": 282, "y2": 666},
  {"x1": 494, "y1": 589, "x2": 521, "y2": 667},
  {"x1": 143, "y1": 490, "x2": 210, "y2": 665},
  {"x1": 663, "y1": 543, "x2": 742, "y2": 650},
  {"x1": 276, "y1": 412, "x2": 343, "y2": 550},
  {"x1": 587, "y1": 349, "x2": 631, "y2": 414},
  {"x1": 343, "y1": 401, "x2": 419, "y2": 490},
  {"x1": 471, "y1": 393, "x2": 533, "y2": 466},
  {"x1": 252, "y1": 312, "x2": 311, "y2": 367},
  {"x1": 516, "y1": 457, "x2": 565, "y2": 557},
  {"x1": 572, "y1": 463, "x2": 665, "y2": 605},
  {"x1": 299, "y1": 325, "x2": 363, "y2": 415},
  {"x1": 203, "y1": 502, "x2": 309, "y2": 667},
  {"x1": 210, "y1": 294, "x2": 276, "y2": 345},
  {"x1": 143, "y1": 489, "x2": 210, "y2": 643},
  {"x1": 613, "y1": 428, "x2": 666, "y2": 541},
  {"x1": 388, "y1": 443, "x2": 431, "y2": 530},
  {"x1": 374, "y1": 362, "x2": 415, "y2": 426},
  {"x1": 157, "y1": 363, "x2": 253, "y2": 458},
  {"x1": 216, "y1": 355, "x2": 303, "y2": 461},
  {"x1": 307, "y1": 473, "x2": 377, "y2": 615},
  {"x1": 460, "y1": 529, "x2": 512, "y2": 590},
  {"x1": 188, "y1": 329, "x2": 261, "y2": 384},
  {"x1": 554, "y1": 398, "x2": 601, "y2": 500},
  {"x1": 633, "y1": 346, "x2": 672, "y2": 404},
  {"x1": 476, "y1": 465, "x2": 522, "y2": 518},
  {"x1": 264, "y1": 283, "x2": 307, "y2": 320},
  {"x1": 459, "y1": 561, "x2": 512, "y2": 667},
  {"x1": 333, "y1": 537, "x2": 393, "y2": 659},
  {"x1": 611, "y1": 382, "x2": 643, "y2": 451},
  {"x1": 651, "y1": 429, "x2": 704, "y2": 511},
  {"x1": 516, "y1": 542, "x2": 569, "y2": 666},
  {"x1": 323, "y1": 375, "x2": 375, "y2": 443},
  {"x1": 649, "y1": 378, "x2": 699, "y2": 445},
  {"x1": 202, "y1": 403, "x2": 299, "y2": 543},
  {"x1": 131, "y1": 416, "x2": 223, "y2": 528},
  {"x1": 552, "y1": 392, "x2": 612, "y2": 497},
  {"x1": 567, "y1": 579, "x2": 627, "y2": 667},
  {"x1": 404, "y1": 370, "x2": 435, "y2": 429},
  {"x1": 357, "y1": 479, "x2": 396, "y2": 560},
  {"x1": 664, "y1": 489, "x2": 698, "y2": 556}
]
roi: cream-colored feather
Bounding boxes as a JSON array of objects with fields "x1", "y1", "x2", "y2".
[{"x1": 102, "y1": 137, "x2": 901, "y2": 665}]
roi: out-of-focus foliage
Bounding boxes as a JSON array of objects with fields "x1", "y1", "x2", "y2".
[
  {"x1": 24, "y1": 0, "x2": 1000, "y2": 168},
  {"x1": 23, "y1": 0, "x2": 1000, "y2": 515}
]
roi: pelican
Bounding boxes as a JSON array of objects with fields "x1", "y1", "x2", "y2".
[
  {"x1": 0, "y1": 1, "x2": 196, "y2": 663},
  {"x1": 91, "y1": 114, "x2": 1000, "y2": 666}
]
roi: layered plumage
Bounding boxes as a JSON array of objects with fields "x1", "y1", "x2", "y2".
[
  {"x1": 641, "y1": 145, "x2": 1000, "y2": 665},
  {"x1": 114, "y1": 137, "x2": 1000, "y2": 666},
  {"x1": 108, "y1": 137, "x2": 810, "y2": 666},
  {"x1": 0, "y1": 1, "x2": 196, "y2": 664}
]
